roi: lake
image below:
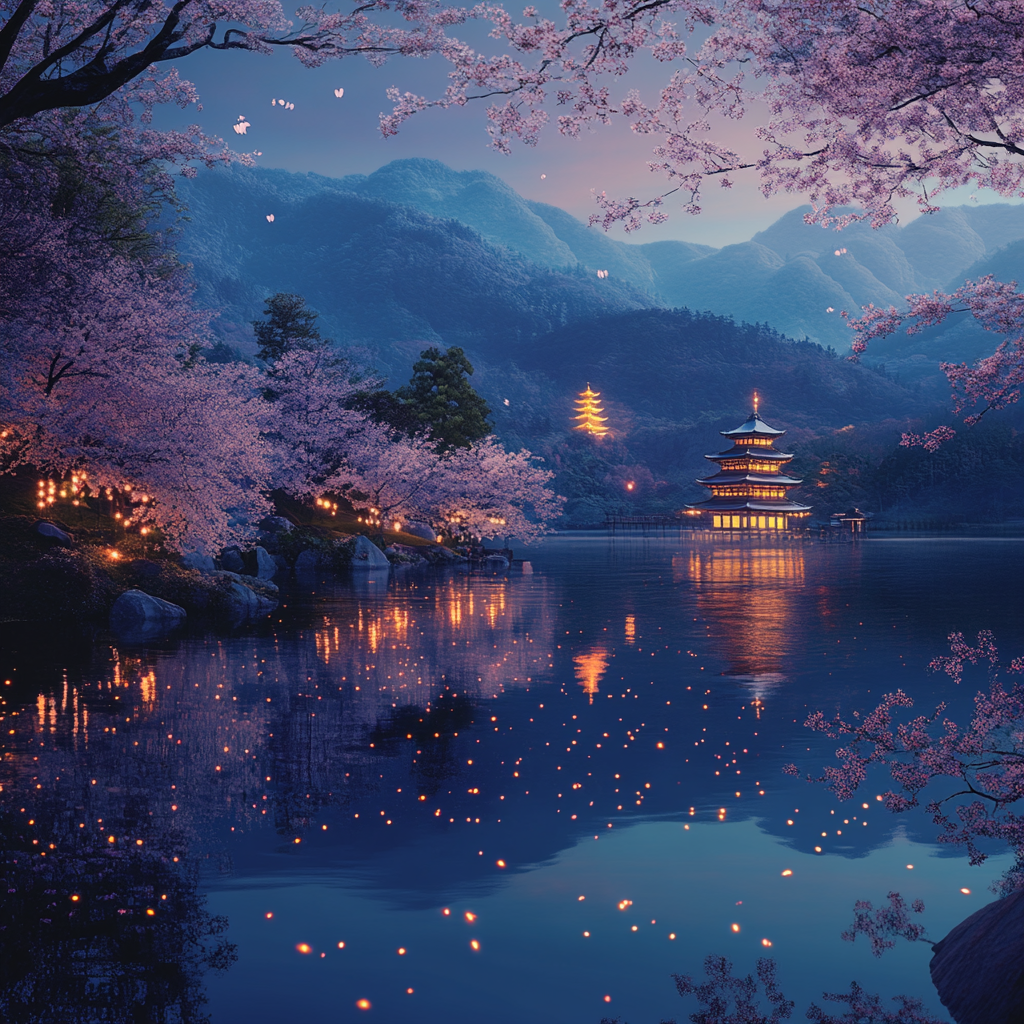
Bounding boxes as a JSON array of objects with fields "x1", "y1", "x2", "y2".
[{"x1": 2, "y1": 533, "x2": 1023, "y2": 1023}]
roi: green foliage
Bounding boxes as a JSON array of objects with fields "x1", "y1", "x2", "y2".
[
  {"x1": 357, "y1": 347, "x2": 493, "y2": 452},
  {"x1": 252, "y1": 293, "x2": 325, "y2": 362},
  {"x1": 394, "y1": 346, "x2": 492, "y2": 451}
]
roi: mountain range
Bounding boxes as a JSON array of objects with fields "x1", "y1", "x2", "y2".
[{"x1": 174, "y1": 159, "x2": 1024, "y2": 525}]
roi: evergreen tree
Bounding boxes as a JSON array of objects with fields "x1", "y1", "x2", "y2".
[
  {"x1": 252, "y1": 293, "x2": 324, "y2": 362},
  {"x1": 394, "y1": 347, "x2": 493, "y2": 452}
]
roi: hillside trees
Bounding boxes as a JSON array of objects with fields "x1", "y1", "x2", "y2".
[{"x1": 355, "y1": 346, "x2": 493, "y2": 452}]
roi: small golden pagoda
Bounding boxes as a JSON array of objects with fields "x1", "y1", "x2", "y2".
[
  {"x1": 687, "y1": 395, "x2": 811, "y2": 531},
  {"x1": 573, "y1": 384, "x2": 609, "y2": 436}
]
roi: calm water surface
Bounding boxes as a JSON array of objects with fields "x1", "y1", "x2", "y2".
[{"x1": 3, "y1": 535, "x2": 1023, "y2": 1023}]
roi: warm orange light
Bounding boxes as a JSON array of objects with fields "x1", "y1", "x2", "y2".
[
  {"x1": 781, "y1": 869, "x2": 793, "y2": 877},
  {"x1": 960, "y1": 888, "x2": 971, "y2": 894},
  {"x1": 469, "y1": 939, "x2": 480, "y2": 951},
  {"x1": 761, "y1": 938, "x2": 772, "y2": 947},
  {"x1": 406, "y1": 988, "x2": 414, "y2": 995},
  {"x1": 573, "y1": 384, "x2": 610, "y2": 436},
  {"x1": 397, "y1": 947, "x2": 407, "y2": 955},
  {"x1": 496, "y1": 859, "x2": 506, "y2": 868},
  {"x1": 668, "y1": 933, "x2": 676, "y2": 940},
  {"x1": 731, "y1": 923, "x2": 740, "y2": 933},
  {"x1": 625, "y1": 481, "x2": 634, "y2": 491},
  {"x1": 442, "y1": 908, "x2": 450, "y2": 916},
  {"x1": 356, "y1": 999, "x2": 371, "y2": 1010},
  {"x1": 464, "y1": 911, "x2": 476, "y2": 923},
  {"x1": 296, "y1": 944, "x2": 312, "y2": 954},
  {"x1": 265, "y1": 913, "x2": 273, "y2": 919},
  {"x1": 70, "y1": 895, "x2": 80, "y2": 902},
  {"x1": 604, "y1": 996, "x2": 612, "y2": 1003},
  {"x1": 337, "y1": 941, "x2": 345, "y2": 948},
  {"x1": 107, "y1": 835, "x2": 116, "y2": 843},
  {"x1": 656, "y1": 742, "x2": 664, "y2": 749},
  {"x1": 146, "y1": 908, "x2": 155, "y2": 916}
]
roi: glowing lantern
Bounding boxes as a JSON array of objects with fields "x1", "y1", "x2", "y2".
[{"x1": 573, "y1": 384, "x2": 609, "y2": 436}]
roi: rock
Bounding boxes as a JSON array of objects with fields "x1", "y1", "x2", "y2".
[
  {"x1": 484, "y1": 555, "x2": 510, "y2": 570},
  {"x1": 220, "y1": 546, "x2": 245, "y2": 573},
  {"x1": 212, "y1": 569, "x2": 278, "y2": 594},
  {"x1": 128, "y1": 558, "x2": 162, "y2": 578},
  {"x1": 401, "y1": 521, "x2": 437, "y2": 543},
  {"x1": 351, "y1": 535, "x2": 390, "y2": 570},
  {"x1": 930, "y1": 888, "x2": 1024, "y2": 1024},
  {"x1": 258, "y1": 516, "x2": 295, "y2": 535},
  {"x1": 294, "y1": 548, "x2": 322, "y2": 571},
  {"x1": 253, "y1": 546, "x2": 277, "y2": 580},
  {"x1": 182, "y1": 551, "x2": 216, "y2": 572},
  {"x1": 34, "y1": 521, "x2": 73, "y2": 546},
  {"x1": 110, "y1": 589, "x2": 186, "y2": 641},
  {"x1": 220, "y1": 581, "x2": 277, "y2": 626}
]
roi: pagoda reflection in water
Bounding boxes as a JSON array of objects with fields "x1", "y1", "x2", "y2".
[
  {"x1": 675, "y1": 544, "x2": 807, "y2": 685},
  {"x1": 687, "y1": 400, "x2": 811, "y2": 531}
]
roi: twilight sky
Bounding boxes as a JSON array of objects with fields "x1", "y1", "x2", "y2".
[{"x1": 156, "y1": 44, "x2": 1012, "y2": 247}]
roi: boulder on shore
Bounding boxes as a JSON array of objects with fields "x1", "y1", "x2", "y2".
[
  {"x1": 930, "y1": 887, "x2": 1024, "y2": 1024},
  {"x1": 182, "y1": 551, "x2": 215, "y2": 572},
  {"x1": 220, "y1": 546, "x2": 245, "y2": 573},
  {"x1": 110, "y1": 589, "x2": 186, "y2": 641},
  {"x1": 35, "y1": 521, "x2": 74, "y2": 546},
  {"x1": 351, "y1": 535, "x2": 390, "y2": 570},
  {"x1": 401, "y1": 521, "x2": 437, "y2": 543},
  {"x1": 294, "y1": 548, "x2": 322, "y2": 571},
  {"x1": 253, "y1": 545, "x2": 277, "y2": 580}
]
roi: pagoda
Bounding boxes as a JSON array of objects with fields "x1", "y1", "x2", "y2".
[
  {"x1": 687, "y1": 398, "x2": 811, "y2": 531},
  {"x1": 573, "y1": 384, "x2": 609, "y2": 436}
]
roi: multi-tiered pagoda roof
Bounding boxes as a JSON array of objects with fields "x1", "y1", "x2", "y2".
[{"x1": 687, "y1": 409, "x2": 811, "y2": 529}]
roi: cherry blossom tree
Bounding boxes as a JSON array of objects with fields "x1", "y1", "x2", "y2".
[
  {"x1": 786, "y1": 630, "x2": 1024, "y2": 898},
  {"x1": 260, "y1": 344, "x2": 370, "y2": 497},
  {"x1": 847, "y1": 279, "x2": 1024, "y2": 450},
  {"x1": 5, "y1": 0, "x2": 1024, "y2": 229},
  {"x1": 0, "y1": 242, "x2": 275, "y2": 552},
  {"x1": 325, "y1": 424, "x2": 563, "y2": 541}
]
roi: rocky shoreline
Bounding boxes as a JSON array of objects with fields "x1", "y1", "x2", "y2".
[{"x1": 0, "y1": 513, "x2": 471, "y2": 643}]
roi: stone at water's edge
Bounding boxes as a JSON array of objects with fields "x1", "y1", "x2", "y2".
[
  {"x1": 110, "y1": 590, "x2": 186, "y2": 641},
  {"x1": 930, "y1": 888, "x2": 1024, "y2": 1024},
  {"x1": 401, "y1": 521, "x2": 437, "y2": 543},
  {"x1": 218, "y1": 581, "x2": 277, "y2": 626},
  {"x1": 35, "y1": 521, "x2": 73, "y2": 545},
  {"x1": 182, "y1": 551, "x2": 216, "y2": 572},
  {"x1": 253, "y1": 546, "x2": 277, "y2": 580},
  {"x1": 294, "y1": 549, "x2": 322, "y2": 571},
  {"x1": 220, "y1": 546, "x2": 245, "y2": 573},
  {"x1": 351, "y1": 535, "x2": 390, "y2": 569}
]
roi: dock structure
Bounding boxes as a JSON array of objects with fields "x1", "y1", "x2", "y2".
[{"x1": 604, "y1": 514, "x2": 689, "y2": 536}]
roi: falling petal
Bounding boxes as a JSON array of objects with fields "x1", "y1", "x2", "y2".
[
  {"x1": 540, "y1": 173, "x2": 546, "y2": 179},
  {"x1": 335, "y1": 88, "x2": 345, "y2": 98},
  {"x1": 503, "y1": 399, "x2": 510, "y2": 406},
  {"x1": 266, "y1": 214, "x2": 275, "y2": 223},
  {"x1": 826, "y1": 306, "x2": 834, "y2": 312},
  {"x1": 272, "y1": 99, "x2": 276, "y2": 106}
]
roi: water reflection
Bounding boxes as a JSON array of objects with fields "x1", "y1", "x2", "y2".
[
  {"x1": 675, "y1": 544, "x2": 808, "y2": 685},
  {"x1": 2, "y1": 537, "x2": 1023, "y2": 1022}
]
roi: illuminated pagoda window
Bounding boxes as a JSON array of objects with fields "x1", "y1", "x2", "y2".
[
  {"x1": 685, "y1": 394, "x2": 812, "y2": 530},
  {"x1": 573, "y1": 383, "x2": 609, "y2": 436}
]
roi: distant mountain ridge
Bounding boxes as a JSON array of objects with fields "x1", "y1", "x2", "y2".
[
  {"x1": 173, "y1": 159, "x2": 1024, "y2": 526},
  {"x1": 322, "y1": 159, "x2": 1024, "y2": 355}
]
